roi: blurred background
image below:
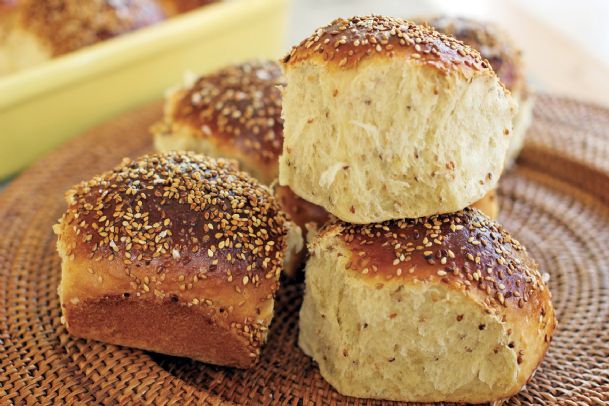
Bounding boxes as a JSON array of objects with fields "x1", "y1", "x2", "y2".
[{"x1": 1, "y1": 0, "x2": 608, "y2": 184}]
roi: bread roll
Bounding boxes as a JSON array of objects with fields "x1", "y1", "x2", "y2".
[
  {"x1": 273, "y1": 185, "x2": 330, "y2": 276},
  {"x1": 0, "y1": 0, "x2": 165, "y2": 76},
  {"x1": 420, "y1": 16, "x2": 533, "y2": 166},
  {"x1": 470, "y1": 189, "x2": 499, "y2": 219},
  {"x1": 54, "y1": 151, "x2": 301, "y2": 368},
  {"x1": 152, "y1": 60, "x2": 328, "y2": 227},
  {"x1": 274, "y1": 185, "x2": 330, "y2": 231},
  {"x1": 275, "y1": 186, "x2": 498, "y2": 233},
  {"x1": 153, "y1": 60, "x2": 328, "y2": 274},
  {"x1": 300, "y1": 208, "x2": 555, "y2": 403},
  {"x1": 279, "y1": 16, "x2": 516, "y2": 223},
  {"x1": 153, "y1": 60, "x2": 285, "y2": 185}
]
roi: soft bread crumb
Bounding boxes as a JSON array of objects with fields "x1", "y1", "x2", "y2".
[
  {"x1": 279, "y1": 57, "x2": 515, "y2": 223},
  {"x1": 299, "y1": 211, "x2": 555, "y2": 403},
  {"x1": 319, "y1": 162, "x2": 348, "y2": 189},
  {"x1": 300, "y1": 248, "x2": 518, "y2": 402}
]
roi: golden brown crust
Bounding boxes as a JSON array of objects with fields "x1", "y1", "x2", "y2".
[
  {"x1": 418, "y1": 16, "x2": 524, "y2": 92},
  {"x1": 56, "y1": 151, "x2": 290, "y2": 367},
  {"x1": 308, "y1": 208, "x2": 555, "y2": 399},
  {"x1": 282, "y1": 15, "x2": 493, "y2": 76},
  {"x1": 61, "y1": 152, "x2": 288, "y2": 280},
  {"x1": 274, "y1": 185, "x2": 329, "y2": 230},
  {"x1": 471, "y1": 189, "x2": 499, "y2": 219},
  {"x1": 57, "y1": 238, "x2": 277, "y2": 367},
  {"x1": 63, "y1": 295, "x2": 263, "y2": 368},
  {"x1": 16, "y1": 0, "x2": 165, "y2": 56},
  {"x1": 160, "y1": 60, "x2": 284, "y2": 182},
  {"x1": 276, "y1": 188, "x2": 496, "y2": 230},
  {"x1": 317, "y1": 208, "x2": 550, "y2": 315}
]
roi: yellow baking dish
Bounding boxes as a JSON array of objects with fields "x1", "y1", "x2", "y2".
[{"x1": 0, "y1": 0, "x2": 289, "y2": 180}]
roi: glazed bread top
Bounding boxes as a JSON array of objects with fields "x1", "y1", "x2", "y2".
[
  {"x1": 314, "y1": 208, "x2": 551, "y2": 316},
  {"x1": 58, "y1": 151, "x2": 290, "y2": 302},
  {"x1": 420, "y1": 16, "x2": 524, "y2": 92},
  {"x1": 8, "y1": 0, "x2": 165, "y2": 56},
  {"x1": 163, "y1": 60, "x2": 285, "y2": 175},
  {"x1": 283, "y1": 15, "x2": 494, "y2": 78}
]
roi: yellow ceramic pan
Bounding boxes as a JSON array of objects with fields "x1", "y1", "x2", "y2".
[{"x1": 0, "y1": 0, "x2": 289, "y2": 180}]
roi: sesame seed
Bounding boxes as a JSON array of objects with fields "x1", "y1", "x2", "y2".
[
  {"x1": 159, "y1": 61, "x2": 284, "y2": 164},
  {"x1": 283, "y1": 16, "x2": 491, "y2": 74},
  {"x1": 332, "y1": 208, "x2": 546, "y2": 311},
  {"x1": 60, "y1": 151, "x2": 289, "y2": 305}
]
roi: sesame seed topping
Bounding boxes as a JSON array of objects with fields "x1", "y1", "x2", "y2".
[
  {"x1": 59, "y1": 151, "x2": 289, "y2": 300},
  {"x1": 283, "y1": 15, "x2": 492, "y2": 76},
  {"x1": 18, "y1": 0, "x2": 165, "y2": 57},
  {"x1": 157, "y1": 61, "x2": 284, "y2": 181},
  {"x1": 319, "y1": 208, "x2": 547, "y2": 308},
  {"x1": 418, "y1": 16, "x2": 523, "y2": 92}
]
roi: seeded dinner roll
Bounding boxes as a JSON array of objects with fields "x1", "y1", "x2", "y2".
[
  {"x1": 300, "y1": 208, "x2": 555, "y2": 403},
  {"x1": 419, "y1": 16, "x2": 533, "y2": 166},
  {"x1": 470, "y1": 189, "x2": 499, "y2": 220},
  {"x1": 153, "y1": 60, "x2": 329, "y2": 273},
  {"x1": 153, "y1": 60, "x2": 285, "y2": 185},
  {"x1": 279, "y1": 16, "x2": 516, "y2": 223},
  {"x1": 54, "y1": 152, "x2": 301, "y2": 368},
  {"x1": 0, "y1": 0, "x2": 165, "y2": 76}
]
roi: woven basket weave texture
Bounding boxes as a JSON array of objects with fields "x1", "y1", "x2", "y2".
[{"x1": 0, "y1": 94, "x2": 608, "y2": 405}]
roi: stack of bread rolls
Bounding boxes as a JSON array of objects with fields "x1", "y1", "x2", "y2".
[
  {"x1": 152, "y1": 59, "x2": 327, "y2": 274},
  {"x1": 152, "y1": 54, "x2": 504, "y2": 275},
  {"x1": 55, "y1": 12, "x2": 555, "y2": 402},
  {"x1": 279, "y1": 15, "x2": 556, "y2": 403}
]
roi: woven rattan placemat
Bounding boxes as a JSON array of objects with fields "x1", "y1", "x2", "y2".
[{"x1": 1, "y1": 94, "x2": 608, "y2": 405}]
